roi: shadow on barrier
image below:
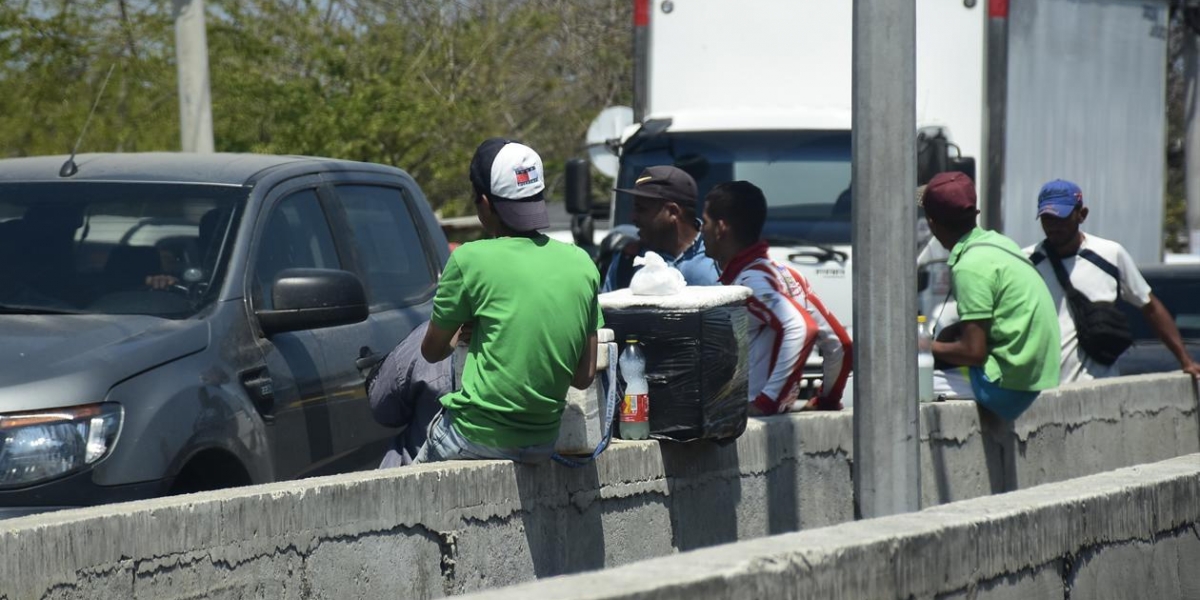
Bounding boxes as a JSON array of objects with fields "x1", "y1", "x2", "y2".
[
  {"x1": 516, "y1": 461, "x2": 606, "y2": 579},
  {"x1": 925, "y1": 407, "x2": 956, "y2": 505},
  {"x1": 979, "y1": 406, "x2": 1018, "y2": 494},
  {"x1": 764, "y1": 416, "x2": 800, "y2": 535},
  {"x1": 1193, "y1": 378, "x2": 1200, "y2": 456},
  {"x1": 661, "y1": 437, "x2": 743, "y2": 552}
]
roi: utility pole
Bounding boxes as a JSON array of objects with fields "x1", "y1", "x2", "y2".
[
  {"x1": 851, "y1": 0, "x2": 921, "y2": 518},
  {"x1": 984, "y1": 0, "x2": 1008, "y2": 233},
  {"x1": 172, "y1": 0, "x2": 214, "y2": 153}
]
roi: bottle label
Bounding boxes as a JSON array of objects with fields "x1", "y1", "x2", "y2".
[{"x1": 620, "y1": 393, "x2": 649, "y2": 423}]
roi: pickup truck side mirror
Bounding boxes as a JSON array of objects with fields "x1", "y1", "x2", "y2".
[
  {"x1": 565, "y1": 158, "x2": 597, "y2": 248},
  {"x1": 257, "y1": 268, "x2": 369, "y2": 336},
  {"x1": 565, "y1": 158, "x2": 593, "y2": 215}
]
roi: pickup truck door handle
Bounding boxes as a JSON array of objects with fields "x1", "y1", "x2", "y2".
[{"x1": 356, "y1": 348, "x2": 385, "y2": 373}]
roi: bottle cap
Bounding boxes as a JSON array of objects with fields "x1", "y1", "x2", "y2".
[
  {"x1": 625, "y1": 337, "x2": 639, "y2": 344},
  {"x1": 917, "y1": 315, "x2": 927, "y2": 324}
]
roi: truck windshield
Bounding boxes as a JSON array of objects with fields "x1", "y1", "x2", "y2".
[
  {"x1": 616, "y1": 130, "x2": 852, "y2": 244},
  {"x1": 0, "y1": 182, "x2": 245, "y2": 319}
]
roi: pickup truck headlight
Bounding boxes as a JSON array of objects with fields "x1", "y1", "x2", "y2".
[{"x1": 0, "y1": 403, "x2": 123, "y2": 488}]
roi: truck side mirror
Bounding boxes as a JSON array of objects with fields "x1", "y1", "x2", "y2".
[
  {"x1": 949, "y1": 156, "x2": 976, "y2": 183},
  {"x1": 565, "y1": 158, "x2": 592, "y2": 215},
  {"x1": 257, "y1": 268, "x2": 368, "y2": 336},
  {"x1": 916, "y1": 131, "x2": 949, "y2": 186}
]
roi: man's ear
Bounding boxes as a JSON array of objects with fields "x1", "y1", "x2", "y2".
[
  {"x1": 475, "y1": 194, "x2": 498, "y2": 233},
  {"x1": 664, "y1": 201, "x2": 683, "y2": 220},
  {"x1": 714, "y1": 218, "x2": 729, "y2": 241},
  {"x1": 1078, "y1": 206, "x2": 1089, "y2": 222}
]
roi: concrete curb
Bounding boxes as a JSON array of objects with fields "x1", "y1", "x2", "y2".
[{"x1": 459, "y1": 454, "x2": 1200, "y2": 599}]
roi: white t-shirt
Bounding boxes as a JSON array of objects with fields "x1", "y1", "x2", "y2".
[{"x1": 1024, "y1": 234, "x2": 1152, "y2": 383}]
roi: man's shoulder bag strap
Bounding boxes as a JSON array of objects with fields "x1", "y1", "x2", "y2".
[{"x1": 1043, "y1": 245, "x2": 1132, "y2": 366}]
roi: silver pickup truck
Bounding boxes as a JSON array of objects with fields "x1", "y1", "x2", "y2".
[{"x1": 0, "y1": 153, "x2": 449, "y2": 517}]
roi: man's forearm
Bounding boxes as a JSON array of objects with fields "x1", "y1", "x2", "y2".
[
  {"x1": 932, "y1": 340, "x2": 985, "y2": 367},
  {"x1": 931, "y1": 319, "x2": 990, "y2": 368},
  {"x1": 1144, "y1": 298, "x2": 1196, "y2": 367},
  {"x1": 421, "y1": 321, "x2": 460, "y2": 363}
]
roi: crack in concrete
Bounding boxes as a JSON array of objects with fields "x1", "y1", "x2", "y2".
[
  {"x1": 437, "y1": 531, "x2": 458, "y2": 596},
  {"x1": 102, "y1": 522, "x2": 450, "y2": 597},
  {"x1": 26, "y1": 562, "x2": 132, "y2": 600}
]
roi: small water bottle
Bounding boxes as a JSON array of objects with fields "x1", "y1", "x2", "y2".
[
  {"x1": 618, "y1": 338, "x2": 650, "y2": 440},
  {"x1": 917, "y1": 315, "x2": 935, "y2": 403}
]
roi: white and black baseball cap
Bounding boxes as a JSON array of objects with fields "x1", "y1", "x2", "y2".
[{"x1": 469, "y1": 138, "x2": 549, "y2": 232}]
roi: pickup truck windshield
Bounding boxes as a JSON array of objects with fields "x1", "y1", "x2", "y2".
[
  {"x1": 0, "y1": 182, "x2": 245, "y2": 318},
  {"x1": 617, "y1": 130, "x2": 852, "y2": 244}
]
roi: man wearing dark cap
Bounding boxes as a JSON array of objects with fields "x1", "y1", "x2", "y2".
[
  {"x1": 1025, "y1": 179, "x2": 1200, "y2": 382},
  {"x1": 601, "y1": 165, "x2": 719, "y2": 292},
  {"x1": 415, "y1": 138, "x2": 603, "y2": 464},
  {"x1": 922, "y1": 172, "x2": 1060, "y2": 420}
]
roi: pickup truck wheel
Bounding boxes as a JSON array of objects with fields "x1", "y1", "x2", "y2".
[{"x1": 169, "y1": 450, "x2": 252, "y2": 495}]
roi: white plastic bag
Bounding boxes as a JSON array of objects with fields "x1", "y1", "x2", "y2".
[{"x1": 629, "y1": 251, "x2": 686, "y2": 296}]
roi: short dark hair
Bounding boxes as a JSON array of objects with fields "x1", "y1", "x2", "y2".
[
  {"x1": 704, "y1": 181, "x2": 766, "y2": 245},
  {"x1": 936, "y1": 212, "x2": 979, "y2": 234},
  {"x1": 679, "y1": 202, "x2": 697, "y2": 224}
]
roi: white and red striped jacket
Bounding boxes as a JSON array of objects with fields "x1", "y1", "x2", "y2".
[{"x1": 720, "y1": 242, "x2": 852, "y2": 413}]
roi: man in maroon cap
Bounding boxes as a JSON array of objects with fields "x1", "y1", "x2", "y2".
[{"x1": 922, "y1": 172, "x2": 1060, "y2": 420}]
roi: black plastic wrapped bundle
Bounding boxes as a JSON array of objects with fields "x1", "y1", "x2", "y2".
[{"x1": 600, "y1": 287, "x2": 750, "y2": 442}]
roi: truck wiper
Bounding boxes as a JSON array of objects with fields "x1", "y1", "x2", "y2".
[
  {"x1": 0, "y1": 304, "x2": 85, "y2": 315},
  {"x1": 764, "y1": 235, "x2": 849, "y2": 264}
]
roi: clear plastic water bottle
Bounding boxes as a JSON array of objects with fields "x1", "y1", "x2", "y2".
[
  {"x1": 618, "y1": 338, "x2": 650, "y2": 440},
  {"x1": 917, "y1": 315, "x2": 935, "y2": 403}
]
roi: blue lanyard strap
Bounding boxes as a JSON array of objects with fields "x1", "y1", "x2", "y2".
[{"x1": 552, "y1": 342, "x2": 620, "y2": 467}]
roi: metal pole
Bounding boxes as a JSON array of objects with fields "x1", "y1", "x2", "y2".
[
  {"x1": 984, "y1": 0, "x2": 1008, "y2": 233},
  {"x1": 173, "y1": 0, "x2": 214, "y2": 153},
  {"x1": 851, "y1": 0, "x2": 920, "y2": 518},
  {"x1": 1186, "y1": 26, "x2": 1200, "y2": 254},
  {"x1": 632, "y1": 0, "x2": 651, "y2": 123}
]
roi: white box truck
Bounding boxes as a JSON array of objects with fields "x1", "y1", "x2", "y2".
[{"x1": 566, "y1": 0, "x2": 1170, "y2": 385}]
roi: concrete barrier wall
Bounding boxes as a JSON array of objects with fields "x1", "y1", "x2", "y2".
[
  {"x1": 1, "y1": 373, "x2": 1195, "y2": 599},
  {"x1": 461, "y1": 454, "x2": 1200, "y2": 600}
]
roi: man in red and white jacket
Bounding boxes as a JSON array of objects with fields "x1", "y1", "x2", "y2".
[{"x1": 702, "y1": 181, "x2": 852, "y2": 415}]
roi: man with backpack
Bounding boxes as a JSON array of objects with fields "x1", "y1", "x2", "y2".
[
  {"x1": 1024, "y1": 179, "x2": 1200, "y2": 383},
  {"x1": 923, "y1": 172, "x2": 1061, "y2": 420}
]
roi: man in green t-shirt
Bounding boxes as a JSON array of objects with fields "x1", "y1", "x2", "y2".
[
  {"x1": 416, "y1": 138, "x2": 603, "y2": 464},
  {"x1": 922, "y1": 172, "x2": 1060, "y2": 420}
]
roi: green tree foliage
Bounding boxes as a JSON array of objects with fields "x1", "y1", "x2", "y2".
[
  {"x1": 0, "y1": 0, "x2": 631, "y2": 217},
  {"x1": 1166, "y1": 8, "x2": 1191, "y2": 253}
]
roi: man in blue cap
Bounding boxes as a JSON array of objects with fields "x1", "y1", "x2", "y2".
[{"x1": 1025, "y1": 179, "x2": 1200, "y2": 382}]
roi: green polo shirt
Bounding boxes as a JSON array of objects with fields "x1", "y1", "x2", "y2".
[
  {"x1": 948, "y1": 228, "x2": 1060, "y2": 391},
  {"x1": 431, "y1": 235, "x2": 603, "y2": 448}
]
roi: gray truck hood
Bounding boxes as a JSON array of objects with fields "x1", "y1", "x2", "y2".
[{"x1": 0, "y1": 315, "x2": 209, "y2": 412}]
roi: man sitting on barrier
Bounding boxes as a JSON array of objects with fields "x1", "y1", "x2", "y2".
[
  {"x1": 922, "y1": 172, "x2": 1060, "y2": 420},
  {"x1": 414, "y1": 138, "x2": 603, "y2": 464},
  {"x1": 701, "y1": 181, "x2": 852, "y2": 414}
]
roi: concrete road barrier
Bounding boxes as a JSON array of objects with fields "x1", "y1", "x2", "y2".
[{"x1": 0, "y1": 373, "x2": 1195, "y2": 599}]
